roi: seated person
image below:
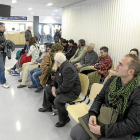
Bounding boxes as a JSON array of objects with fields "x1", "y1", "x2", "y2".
[
  {"x1": 93, "y1": 46, "x2": 112, "y2": 78},
  {"x1": 62, "y1": 39, "x2": 69, "y2": 53},
  {"x1": 7, "y1": 39, "x2": 29, "y2": 73},
  {"x1": 71, "y1": 54, "x2": 140, "y2": 140},
  {"x1": 17, "y1": 37, "x2": 39, "y2": 88},
  {"x1": 59, "y1": 38, "x2": 63, "y2": 45},
  {"x1": 76, "y1": 43, "x2": 98, "y2": 70},
  {"x1": 130, "y1": 48, "x2": 139, "y2": 57},
  {"x1": 38, "y1": 52, "x2": 81, "y2": 127},
  {"x1": 70, "y1": 39, "x2": 87, "y2": 64},
  {"x1": 39, "y1": 43, "x2": 64, "y2": 87},
  {"x1": 24, "y1": 39, "x2": 30, "y2": 51},
  {"x1": 65, "y1": 39, "x2": 77, "y2": 60},
  {"x1": 28, "y1": 43, "x2": 52, "y2": 92}
]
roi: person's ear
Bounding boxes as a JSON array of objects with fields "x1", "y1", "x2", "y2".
[{"x1": 128, "y1": 69, "x2": 135, "y2": 75}]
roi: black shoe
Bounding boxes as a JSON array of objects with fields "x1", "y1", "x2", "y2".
[
  {"x1": 38, "y1": 108, "x2": 47, "y2": 112},
  {"x1": 28, "y1": 85, "x2": 37, "y2": 88},
  {"x1": 55, "y1": 117, "x2": 70, "y2": 127},
  {"x1": 38, "y1": 108, "x2": 52, "y2": 112},
  {"x1": 35, "y1": 87, "x2": 43, "y2": 92}
]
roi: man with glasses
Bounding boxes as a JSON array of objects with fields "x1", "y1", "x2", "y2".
[{"x1": 76, "y1": 43, "x2": 98, "y2": 70}]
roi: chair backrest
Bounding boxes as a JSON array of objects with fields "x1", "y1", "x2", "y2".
[
  {"x1": 78, "y1": 73, "x2": 89, "y2": 96},
  {"x1": 89, "y1": 83, "x2": 103, "y2": 101}
]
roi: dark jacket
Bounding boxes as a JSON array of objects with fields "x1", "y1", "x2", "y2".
[
  {"x1": 54, "y1": 32, "x2": 61, "y2": 43},
  {"x1": 65, "y1": 44, "x2": 77, "y2": 60},
  {"x1": 89, "y1": 76, "x2": 140, "y2": 138},
  {"x1": 51, "y1": 60, "x2": 81, "y2": 103},
  {"x1": 0, "y1": 32, "x2": 6, "y2": 52},
  {"x1": 4, "y1": 40, "x2": 15, "y2": 59},
  {"x1": 25, "y1": 30, "x2": 32, "y2": 40},
  {"x1": 63, "y1": 44, "x2": 69, "y2": 53}
]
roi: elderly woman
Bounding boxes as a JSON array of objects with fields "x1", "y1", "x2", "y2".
[{"x1": 38, "y1": 52, "x2": 81, "y2": 127}]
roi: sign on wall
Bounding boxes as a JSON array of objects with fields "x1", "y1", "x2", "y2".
[{"x1": 0, "y1": 16, "x2": 27, "y2": 20}]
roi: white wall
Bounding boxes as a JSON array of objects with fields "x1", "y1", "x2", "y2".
[{"x1": 62, "y1": 0, "x2": 140, "y2": 66}]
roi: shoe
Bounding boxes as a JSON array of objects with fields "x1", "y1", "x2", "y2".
[
  {"x1": 2, "y1": 83, "x2": 10, "y2": 89},
  {"x1": 12, "y1": 70, "x2": 20, "y2": 76},
  {"x1": 55, "y1": 117, "x2": 70, "y2": 127},
  {"x1": 35, "y1": 87, "x2": 43, "y2": 92},
  {"x1": 17, "y1": 84, "x2": 26, "y2": 88},
  {"x1": 18, "y1": 79, "x2": 22, "y2": 82},
  {"x1": 7, "y1": 69, "x2": 14, "y2": 72},
  {"x1": 28, "y1": 85, "x2": 37, "y2": 88},
  {"x1": 38, "y1": 108, "x2": 52, "y2": 112}
]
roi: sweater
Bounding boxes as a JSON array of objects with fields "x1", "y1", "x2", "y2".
[{"x1": 80, "y1": 50, "x2": 98, "y2": 67}]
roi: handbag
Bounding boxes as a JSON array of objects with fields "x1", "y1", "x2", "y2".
[{"x1": 78, "y1": 105, "x2": 118, "y2": 140}]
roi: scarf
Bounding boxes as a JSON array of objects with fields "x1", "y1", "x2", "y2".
[{"x1": 108, "y1": 76, "x2": 139, "y2": 116}]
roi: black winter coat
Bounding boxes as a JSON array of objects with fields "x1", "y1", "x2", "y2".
[
  {"x1": 51, "y1": 60, "x2": 81, "y2": 103},
  {"x1": 89, "y1": 76, "x2": 140, "y2": 138},
  {"x1": 0, "y1": 32, "x2": 6, "y2": 52}
]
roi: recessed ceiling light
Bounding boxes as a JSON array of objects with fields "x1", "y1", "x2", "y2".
[
  {"x1": 47, "y1": 3, "x2": 53, "y2": 6},
  {"x1": 54, "y1": 10, "x2": 58, "y2": 12},
  {"x1": 11, "y1": 0, "x2": 17, "y2": 3},
  {"x1": 28, "y1": 8, "x2": 33, "y2": 10}
]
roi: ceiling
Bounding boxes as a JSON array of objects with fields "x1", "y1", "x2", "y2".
[{"x1": 0, "y1": 0, "x2": 85, "y2": 18}]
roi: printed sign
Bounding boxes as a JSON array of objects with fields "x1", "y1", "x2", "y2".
[{"x1": 0, "y1": 16, "x2": 27, "y2": 20}]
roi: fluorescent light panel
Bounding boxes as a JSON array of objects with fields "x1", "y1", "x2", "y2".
[
  {"x1": 47, "y1": 3, "x2": 53, "y2": 6},
  {"x1": 11, "y1": 0, "x2": 17, "y2": 3}
]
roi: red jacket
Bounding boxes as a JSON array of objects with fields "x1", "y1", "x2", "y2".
[{"x1": 20, "y1": 52, "x2": 32, "y2": 66}]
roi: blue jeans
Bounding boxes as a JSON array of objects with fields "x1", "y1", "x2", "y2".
[
  {"x1": 29, "y1": 68, "x2": 42, "y2": 88},
  {"x1": 0, "y1": 52, "x2": 6, "y2": 84}
]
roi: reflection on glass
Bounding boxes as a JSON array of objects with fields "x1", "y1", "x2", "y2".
[
  {"x1": 16, "y1": 121, "x2": 21, "y2": 131},
  {"x1": 11, "y1": 88, "x2": 15, "y2": 96}
]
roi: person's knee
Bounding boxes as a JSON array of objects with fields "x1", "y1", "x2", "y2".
[
  {"x1": 54, "y1": 97, "x2": 59, "y2": 107},
  {"x1": 29, "y1": 70, "x2": 34, "y2": 75},
  {"x1": 70, "y1": 124, "x2": 78, "y2": 140}
]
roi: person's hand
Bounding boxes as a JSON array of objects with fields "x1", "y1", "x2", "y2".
[
  {"x1": 52, "y1": 86, "x2": 56, "y2": 93},
  {"x1": 77, "y1": 65, "x2": 83, "y2": 69},
  {"x1": 88, "y1": 124, "x2": 101, "y2": 135},
  {"x1": 89, "y1": 116, "x2": 97, "y2": 125},
  {"x1": 32, "y1": 59, "x2": 36, "y2": 63},
  {"x1": 52, "y1": 91, "x2": 56, "y2": 97}
]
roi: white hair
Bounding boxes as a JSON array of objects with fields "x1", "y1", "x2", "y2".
[
  {"x1": 54, "y1": 52, "x2": 66, "y2": 64},
  {"x1": 89, "y1": 43, "x2": 95, "y2": 49}
]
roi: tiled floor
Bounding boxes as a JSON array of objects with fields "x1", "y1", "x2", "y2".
[{"x1": 0, "y1": 49, "x2": 77, "y2": 140}]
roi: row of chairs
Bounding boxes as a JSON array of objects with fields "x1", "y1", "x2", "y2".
[{"x1": 67, "y1": 73, "x2": 103, "y2": 122}]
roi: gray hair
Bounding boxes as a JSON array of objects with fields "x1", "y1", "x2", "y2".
[
  {"x1": 0, "y1": 22, "x2": 4, "y2": 28},
  {"x1": 89, "y1": 43, "x2": 95, "y2": 49},
  {"x1": 54, "y1": 52, "x2": 66, "y2": 64}
]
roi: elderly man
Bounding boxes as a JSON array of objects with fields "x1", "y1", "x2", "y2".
[
  {"x1": 70, "y1": 39, "x2": 87, "y2": 64},
  {"x1": 0, "y1": 22, "x2": 10, "y2": 88},
  {"x1": 71, "y1": 54, "x2": 140, "y2": 140},
  {"x1": 38, "y1": 52, "x2": 81, "y2": 127},
  {"x1": 25, "y1": 26, "x2": 32, "y2": 40},
  {"x1": 77, "y1": 43, "x2": 98, "y2": 70}
]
